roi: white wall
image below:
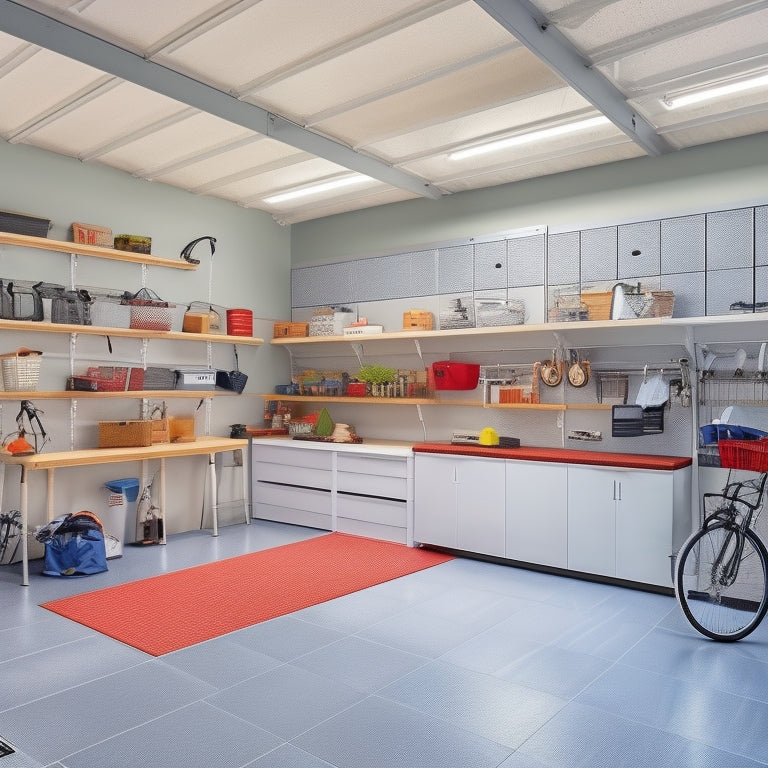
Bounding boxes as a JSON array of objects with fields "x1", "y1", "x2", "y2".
[
  {"x1": 0, "y1": 139, "x2": 291, "y2": 537},
  {"x1": 291, "y1": 132, "x2": 768, "y2": 266}
]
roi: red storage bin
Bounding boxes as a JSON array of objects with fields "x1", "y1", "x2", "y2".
[
  {"x1": 226, "y1": 308, "x2": 253, "y2": 336},
  {"x1": 431, "y1": 361, "x2": 480, "y2": 390}
]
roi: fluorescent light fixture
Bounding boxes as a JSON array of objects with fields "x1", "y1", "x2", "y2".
[
  {"x1": 264, "y1": 175, "x2": 369, "y2": 204},
  {"x1": 449, "y1": 116, "x2": 611, "y2": 161},
  {"x1": 663, "y1": 72, "x2": 768, "y2": 109}
]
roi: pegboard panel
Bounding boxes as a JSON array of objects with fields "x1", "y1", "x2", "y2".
[
  {"x1": 507, "y1": 234, "x2": 545, "y2": 288},
  {"x1": 660, "y1": 272, "x2": 705, "y2": 318},
  {"x1": 291, "y1": 261, "x2": 354, "y2": 307},
  {"x1": 618, "y1": 220, "x2": 660, "y2": 279},
  {"x1": 661, "y1": 214, "x2": 705, "y2": 274},
  {"x1": 756, "y1": 206, "x2": 768, "y2": 267},
  {"x1": 706, "y1": 208, "x2": 754, "y2": 270},
  {"x1": 547, "y1": 231, "x2": 580, "y2": 285},
  {"x1": 437, "y1": 244, "x2": 473, "y2": 293},
  {"x1": 580, "y1": 226, "x2": 617, "y2": 282},
  {"x1": 706, "y1": 267, "x2": 752, "y2": 315},
  {"x1": 474, "y1": 239, "x2": 507, "y2": 290}
]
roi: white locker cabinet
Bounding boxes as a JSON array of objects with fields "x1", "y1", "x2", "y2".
[
  {"x1": 414, "y1": 453, "x2": 505, "y2": 557},
  {"x1": 567, "y1": 465, "x2": 679, "y2": 587},
  {"x1": 505, "y1": 461, "x2": 568, "y2": 568}
]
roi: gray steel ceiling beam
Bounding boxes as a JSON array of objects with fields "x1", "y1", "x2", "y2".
[
  {"x1": 0, "y1": 0, "x2": 441, "y2": 199},
  {"x1": 473, "y1": 0, "x2": 674, "y2": 156}
]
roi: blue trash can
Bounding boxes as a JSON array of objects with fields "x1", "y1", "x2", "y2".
[{"x1": 104, "y1": 478, "x2": 140, "y2": 558}]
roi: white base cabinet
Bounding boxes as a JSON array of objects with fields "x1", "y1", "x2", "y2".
[
  {"x1": 414, "y1": 451, "x2": 691, "y2": 589},
  {"x1": 506, "y1": 461, "x2": 568, "y2": 569},
  {"x1": 567, "y1": 465, "x2": 690, "y2": 587},
  {"x1": 414, "y1": 454, "x2": 505, "y2": 557}
]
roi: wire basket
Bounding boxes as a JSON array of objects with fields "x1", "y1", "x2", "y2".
[
  {"x1": 718, "y1": 439, "x2": 768, "y2": 472},
  {"x1": 1, "y1": 349, "x2": 41, "y2": 391},
  {"x1": 474, "y1": 299, "x2": 525, "y2": 327}
]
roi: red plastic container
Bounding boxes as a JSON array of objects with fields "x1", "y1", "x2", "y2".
[
  {"x1": 226, "y1": 308, "x2": 253, "y2": 336},
  {"x1": 431, "y1": 361, "x2": 480, "y2": 390}
]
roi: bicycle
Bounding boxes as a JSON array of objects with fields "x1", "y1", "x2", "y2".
[{"x1": 675, "y1": 440, "x2": 768, "y2": 641}]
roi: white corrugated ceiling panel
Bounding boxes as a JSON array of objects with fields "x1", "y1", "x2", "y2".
[
  {"x1": 154, "y1": 0, "x2": 448, "y2": 93},
  {"x1": 360, "y1": 87, "x2": 592, "y2": 163},
  {"x1": 315, "y1": 47, "x2": 565, "y2": 149},
  {"x1": 92, "y1": 111, "x2": 253, "y2": 176},
  {"x1": 249, "y1": 2, "x2": 514, "y2": 121},
  {"x1": 151, "y1": 139, "x2": 309, "y2": 191},
  {"x1": 13, "y1": 79, "x2": 189, "y2": 157},
  {"x1": 0, "y1": 45, "x2": 106, "y2": 137}
]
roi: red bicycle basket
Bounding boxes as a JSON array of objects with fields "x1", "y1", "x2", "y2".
[{"x1": 718, "y1": 439, "x2": 768, "y2": 471}]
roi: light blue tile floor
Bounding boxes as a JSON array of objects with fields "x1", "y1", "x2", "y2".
[{"x1": 2, "y1": 519, "x2": 768, "y2": 767}]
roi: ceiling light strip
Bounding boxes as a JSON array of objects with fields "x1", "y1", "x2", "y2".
[
  {"x1": 449, "y1": 116, "x2": 611, "y2": 160},
  {"x1": 663, "y1": 72, "x2": 768, "y2": 109},
  {"x1": 263, "y1": 175, "x2": 370, "y2": 204}
]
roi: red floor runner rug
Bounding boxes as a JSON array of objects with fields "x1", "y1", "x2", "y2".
[{"x1": 41, "y1": 533, "x2": 453, "y2": 656}]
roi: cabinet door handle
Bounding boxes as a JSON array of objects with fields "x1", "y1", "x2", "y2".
[{"x1": 616, "y1": 480, "x2": 622, "y2": 501}]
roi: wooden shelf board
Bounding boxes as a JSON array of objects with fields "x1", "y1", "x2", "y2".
[
  {"x1": 0, "y1": 318, "x2": 262, "y2": 345},
  {"x1": 0, "y1": 231, "x2": 196, "y2": 270},
  {"x1": 0, "y1": 390, "x2": 244, "y2": 400}
]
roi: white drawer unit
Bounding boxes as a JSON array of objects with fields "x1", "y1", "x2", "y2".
[{"x1": 251, "y1": 439, "x2": 413, "y2": 543}]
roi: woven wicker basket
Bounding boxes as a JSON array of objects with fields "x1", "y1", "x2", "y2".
[
  {"x1": 98, "y1": 420, "x2": 153, "y2": 448},
  {"x1": 1, "y1": 349, "x2": 41, "y2": 391},
  {"x1": 274, "y1": 321, "x2": 309, "y2": 338}
]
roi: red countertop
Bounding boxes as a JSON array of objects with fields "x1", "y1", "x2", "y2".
[{"x1": 413, "y1": 442, "x2": 692, "y2": 471}]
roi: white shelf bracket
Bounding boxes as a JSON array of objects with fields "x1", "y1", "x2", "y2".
[
  {"x1": 413, "y1": 338, "x2": 424, "y2": 367},
  {"x1": 416, "y1": 403, "x2": 427, "y2": 441},
  {"x1": 351, "y1": 342, "x2": 364, "y2": 368}
]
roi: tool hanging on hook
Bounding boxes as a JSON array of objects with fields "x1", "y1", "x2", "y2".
[{"x1": 180, "y1": 235, "x2": 216, "y2": 265}]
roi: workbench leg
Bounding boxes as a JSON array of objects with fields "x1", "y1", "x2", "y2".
[
  {"x1": 20, "y1": 467, "x2": 28, "y2": 587},
  {"x1": 46, "y1": 468, "x2": 55, "y2": 521},
  {"x1": 209, "y1": 453, "x2": 218, "y2": 537},
  {"x1": 159, "y1": 457, "x2": 167, "y2": 545}
]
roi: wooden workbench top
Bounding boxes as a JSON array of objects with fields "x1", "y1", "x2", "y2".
[{"x1": 0, "y1": 436, "x2": 248, "y2": 470}]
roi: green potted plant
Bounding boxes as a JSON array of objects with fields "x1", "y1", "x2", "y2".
[{"x1": 355, "y1": 365, "x2": 397, "y2": 397}]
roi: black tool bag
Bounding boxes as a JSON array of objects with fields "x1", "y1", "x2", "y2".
[
  {"x1": 216, "y1": 345, "x2": 248, "y2": 393},
  {"x1": 7, "y1": 281, "x2": 43, "y2": 321},
  {"x1": 35, "y1": 282, "x2": 92, "y2": 325}
]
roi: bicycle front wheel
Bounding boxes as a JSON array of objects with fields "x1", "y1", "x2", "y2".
[{"x1": 676, "y1": 521, "x2": 768, "y2": 641}]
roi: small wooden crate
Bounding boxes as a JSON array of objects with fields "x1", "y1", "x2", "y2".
[
  {"x1": 98, "y1": 420, "x2": 152, "y2": 448},
  {"x1": 580, "y1": 292, "x2": 613, "y2": 321},
  {"x1": 273, "y1": 321, "x2": 309, "y2": 338},
  {"x1": 150, "y1": 418, "x2": 170, "y2": 444},
  {"x1": 403, "y1": 310, "x2": 433, "y2": 330}
]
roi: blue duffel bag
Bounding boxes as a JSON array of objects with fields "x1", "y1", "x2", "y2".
[{"x1": 35, "y1": 511, "x2": 108, "y2": 577}]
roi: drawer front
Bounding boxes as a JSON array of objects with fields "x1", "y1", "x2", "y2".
[
  {"x1": 254, "y1": 463, "x2": 332, "y2": 489},
  {"x1": 336, "y1": 517, "x2": 407, "y2": 544},
  {"x1": 252, "y1": 444, "x2": 333, "y2": 471},
  {"x1": 336, "y1": 453, "x2": 407, "y2": 478},
  {"x1": 337, "y1": 472, "x2": 407, "y2": 499},
  {"x1": 337, "y1": 493, "x2": 407, "y2": 527},
  {"x1": 255, "y1": 482, "x2": 332, "y2": 514},
  {"x1": 254, "y1": 502, "x2": 331, "y2": 530}
]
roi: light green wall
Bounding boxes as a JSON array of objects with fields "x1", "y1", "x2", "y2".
[
  {"x1": 0, "y1": 139, "x2": 291, "y2": 318},
  {"x1": 291, "y1": 132, "x2": 768, "y2": 266}
]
